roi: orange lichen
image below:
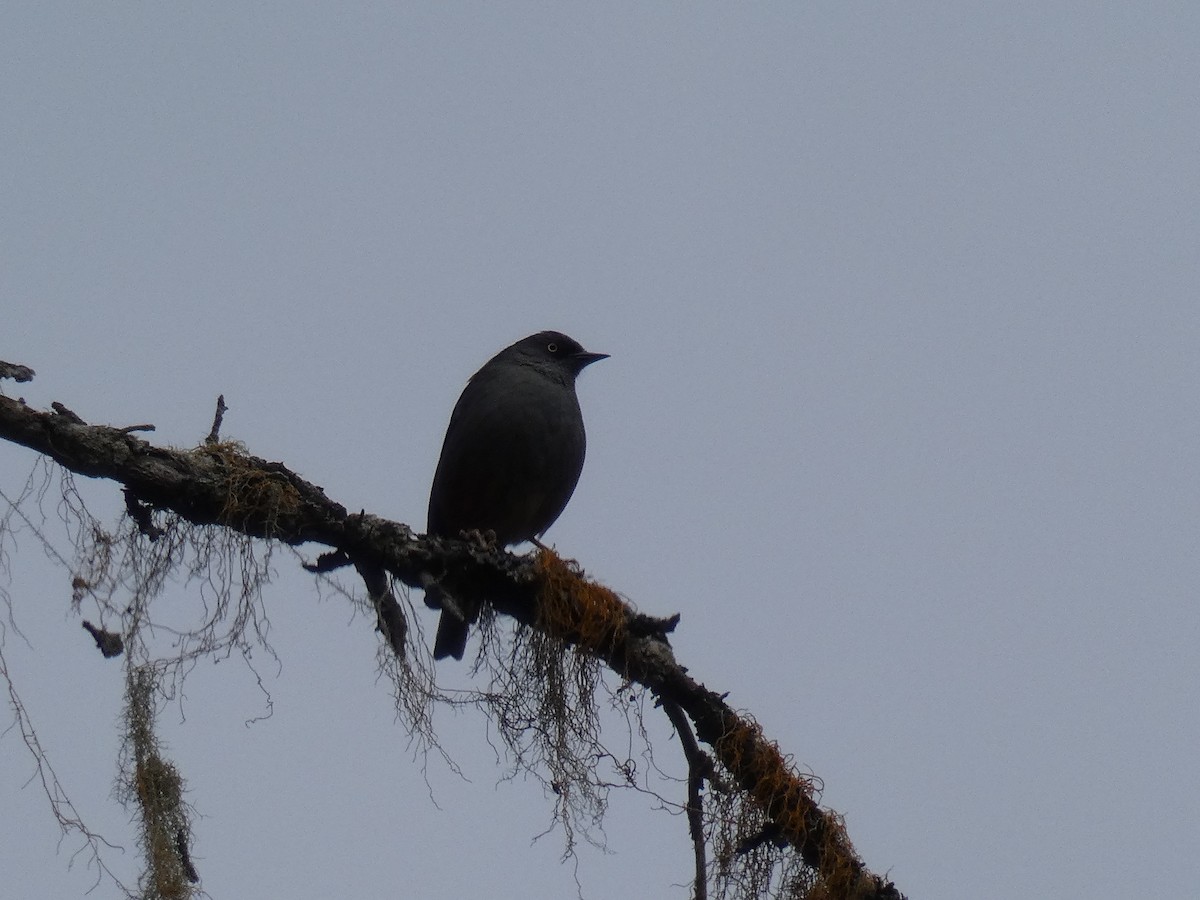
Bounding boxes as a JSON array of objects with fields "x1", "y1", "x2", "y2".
[
  {"x1": 715, "y1": 717, "x2": 869, "y2": 899},
  {"x1": 534, "y1": 549, "x2": 627, "y2": 653},
  {"x1": 716, "y1": 719, "x2": 818, "y2": 844}
]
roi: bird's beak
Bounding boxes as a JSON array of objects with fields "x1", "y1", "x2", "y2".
[{"x1": 574, "y1": 350, "x2": 609, "y2": 368}]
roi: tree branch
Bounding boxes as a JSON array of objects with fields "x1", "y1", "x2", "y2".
[
  {"x1": 0, "y1": 360, "x2": 35, "y2": 383},
  {"x1": 663, "y1": 699, "x2": 712, "y2": 900},
  {"x1": 0, "y1": 365, "x2": 904, "y2": 900}
]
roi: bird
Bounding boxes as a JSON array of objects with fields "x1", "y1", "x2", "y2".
[{"x1": 425, "y1": 330, "x2": 608, "y2": 660}]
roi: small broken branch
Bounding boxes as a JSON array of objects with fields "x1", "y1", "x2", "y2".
[
  {"x1": 0, "y1": 360, "x2": 35, "y2": 383},
  {"x1": 205, "y1": 395, "x2": 227, "y2": 445},
  {"x1": 354, "y1": 557, "x2": 408, "y2": 659},
  {"x1": 82, "y1": 620, "x2": 125, "y2": 659},
  {"x1": 123, "y1": 488, "x2": 164, "y2": 540}
]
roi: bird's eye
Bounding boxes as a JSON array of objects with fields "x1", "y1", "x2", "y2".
[{"x1": 546, "y1": 342, "x2": 558, "y2": 354}]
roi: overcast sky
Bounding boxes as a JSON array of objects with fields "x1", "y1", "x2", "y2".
[{"x1": 3, "y1": 5, "x2": 1198, "y2": 899}]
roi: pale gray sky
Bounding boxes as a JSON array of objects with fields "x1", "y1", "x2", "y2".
[{"x1": 3, "y1": 5, "x2": 1198, "y2": 898}]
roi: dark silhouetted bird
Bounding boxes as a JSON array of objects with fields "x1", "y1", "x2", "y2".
[{"x1": 426, "y1": 331, "x2": 607, "y2": 660}]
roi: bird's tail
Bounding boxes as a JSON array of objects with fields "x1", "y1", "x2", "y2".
[{"x1": 433, "y1": 611, "x2": 469, "y2": 661}]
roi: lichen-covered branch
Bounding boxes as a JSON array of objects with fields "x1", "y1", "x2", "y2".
[{"x1": 0, "y1": 364, "x2": 903, "y2": 900}]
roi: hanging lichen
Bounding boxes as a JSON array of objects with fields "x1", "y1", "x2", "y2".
[{"x1": 120, "y1": 665, "x2": 198, "y2": 899}]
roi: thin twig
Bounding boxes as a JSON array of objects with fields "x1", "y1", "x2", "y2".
[
  {"x1": 205, "y1": 394, "x2": 228, "y2": 445},
  {"x1": 663, "y1": 699, "x2": 711, "y2": 900}
]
